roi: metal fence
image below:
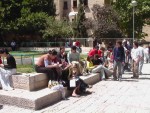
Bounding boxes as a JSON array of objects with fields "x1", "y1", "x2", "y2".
[{"x1": 0, "y1": 38, "x2": 134, "y2": 47}]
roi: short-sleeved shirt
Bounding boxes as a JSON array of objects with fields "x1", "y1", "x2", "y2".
[
  {"x1": 67, "y1": 51, "x2": 80, "y2": 63},
  {"x1": 131, "y1": 48, "x2": 140, "y2": 62},
  {"x1": 88, "y1": 49, "x2": 98, "y2": 57}
]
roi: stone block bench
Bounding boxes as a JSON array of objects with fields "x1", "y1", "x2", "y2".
[
  {"x1": 0, "y1": 73, "x2": 100, "y2": 110},
  {"x1": 0, "y1": 73, "x2": 48, "y2": 91},
  {"x1": 12, "y1": 73, "x2": 48, "y2": 91}
]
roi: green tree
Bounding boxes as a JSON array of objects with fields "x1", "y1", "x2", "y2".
[
  {"x1": 72, "y1": 0, "x2": 88, "y2": 38},
  {"x1": 42, "y1": 17, "x2": 73, "y2": 38},
  {"x1": 84, "y1": 5, "x2": 123, "y2": 39},
  {"x1": 112, "y1": 0, "x2": 150, "y2": 39},
  {"x1": 0, "y1": 0, "x2": 56, "y2": 41},
  {"x1": 22, "y1": 0, "x2": 56, "y2": 16},
  {"x1": 17, "y1": 12, "x2": 48, "y2": 35}
]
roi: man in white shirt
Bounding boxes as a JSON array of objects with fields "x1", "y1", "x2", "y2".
[
  {"x1": 131, "y1": 41, "x2": 140, "y2": 79},
  {"x1": 138, "y1": 43, "x2": 144, "y2": 75},
  {"x1": 144, "y1": 46, "x2": 149, "y2": 63}
]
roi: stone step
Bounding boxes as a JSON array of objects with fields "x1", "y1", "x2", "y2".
[
  {"x1": 0, "y1": 73, "x2": 100, "y2": 110},
  {"x1": 12, "y1": 73, "x2": 48, "y2": 91},
  {"x1": 0, "y1": 73, "x2": 48, "y2": 91}
]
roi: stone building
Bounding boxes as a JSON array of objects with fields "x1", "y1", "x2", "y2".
[{"x1": 54, "y1": 0, "x2": 111, "y2": 20}]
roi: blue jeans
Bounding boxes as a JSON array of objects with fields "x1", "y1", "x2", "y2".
[{"x1": 113, "y1": 60, "x2": 123, "y2": 79}]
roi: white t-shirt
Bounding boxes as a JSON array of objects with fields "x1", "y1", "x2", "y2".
[
  {"x1": 131, "y1": 48, "x2": 140, "y2": 62},
  {"x1": 138, "y1": 46, "x2": 144, "y2": 58},
  {"x1": 144, "y1": 48, "x2": 149, "y2": 54},
  {"x1": 11, "y1": 42, "x2": 16, "y2": 46}
]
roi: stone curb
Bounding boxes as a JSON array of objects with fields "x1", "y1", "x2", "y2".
[{"x1": 0, "y1": 73, "x2": 100, "y2": 110}]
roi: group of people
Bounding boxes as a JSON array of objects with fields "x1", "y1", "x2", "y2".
[
  {"x1": 35, "y1": 46, "x2": 90, "y2": 97},
  {"x1": 87, "y1": 39, "x2": 150, "y2": 81},
  {"x1": 0, "y1": 39, "x2": 150, "y2": 98}
]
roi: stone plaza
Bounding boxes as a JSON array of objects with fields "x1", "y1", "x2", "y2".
[{"x1": 0, "y1": 63, "x2": 150, "y2": 113}]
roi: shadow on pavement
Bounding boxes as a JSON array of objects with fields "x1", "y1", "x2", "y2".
[
  {"x1": 140, "y1": 74, "x2": 150, "y2": 75},
  {"x1": 138, "y1": 77, "x2": 150, "y2": 80},
  {"x1": 121, "y1": 78, "x2": 139, "y2": 82},
  {"x1": 0, "y1": 105, "x2": 3, "y2": 110},
  {"x1": 81, "y1": 91, "x2": 93, "y2": 96}
]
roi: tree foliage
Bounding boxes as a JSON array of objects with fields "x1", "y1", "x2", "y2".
[
  {"x1": 112, "y1": 0, "x2": 150, "y2": 39},
  {"x1": 72, "y1": 0, "x2": 88, "y2": 38},
  {"x1": 42, "y1": 17, "x2": 73, "y2": 38},
  {"x1": 0, "y1": 0, "x2": 72, "y2": 41},
  {"x1": 84, "y1": 4, "x2": 123, "y2": 39}
]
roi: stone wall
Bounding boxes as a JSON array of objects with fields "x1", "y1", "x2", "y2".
[{"x1": 54, "y1": 0, "x2": 107, "y2": 20}]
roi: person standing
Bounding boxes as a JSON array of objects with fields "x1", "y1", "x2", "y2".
[
  {"x1": 10, "y1": 40, "x2": 16, "y2": 51},
  {"x1": 113, "y1": 40, "x2": 125, "y2": 81},
  {"x1": 144, "y1": 45, "x2": 149, "y2": 63},
  {"x1": 138, "y1": 43, "x2": 144, "y2": 75},
  {"x1": 75, "y1": 40, "x2": 82, "y2": 53},
  {"x1": 131, "y1": 41, "x2": 140, "y2": 79},
  {"x1": 0, "y1": 48, "x2": 17, "y2": 91}
]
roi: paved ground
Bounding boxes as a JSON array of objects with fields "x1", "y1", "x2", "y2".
[{"x1": 0, "y1": 63, "x2": 150, "y2": 113}]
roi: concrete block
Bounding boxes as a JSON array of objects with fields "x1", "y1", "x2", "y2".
[
  {"x1": 0, "y1": 73, "x2": 100, "y2": 110},
  {"x1": 11, "y1": 73, "x2": 48, "y2": 91},
  {"x1": 33, "y1": 80, "x2": 48, "y2": 90}
]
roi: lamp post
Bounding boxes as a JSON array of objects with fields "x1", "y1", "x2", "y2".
[{"x1": 131, "y1": 0, "x2": 137, "y2": 42}]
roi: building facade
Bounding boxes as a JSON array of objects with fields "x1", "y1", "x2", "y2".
[{"x1": 54, "y1": 0, "x2": 111, "y2": 20}]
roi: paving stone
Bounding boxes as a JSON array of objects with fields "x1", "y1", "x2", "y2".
[
  {"x1": 0, "y1": 73, "x2": 100, "y2": 110},
  {"x1": 0, "y1": 64, "x2": 150, "y2": 113}
]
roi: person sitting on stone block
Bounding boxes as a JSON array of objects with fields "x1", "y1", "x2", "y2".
[
  {"x1": 68, "y1": 61, "x2": 92, "y2": 97},
  {"x1": 55, "y1": 46, "x2": 71, "y2": 89},
  {"x1": 0, "y1": 48, "x2": 17, "y2": 91},
  {"x1": 35, "y1": 49, "x2": 62, "y2": 82},
  {"x1": 67, "y1": 46, "x2": 80, "y2": 64},
  {"x1": 87, "y1": 54, "x2": 113, "y2": 80}
]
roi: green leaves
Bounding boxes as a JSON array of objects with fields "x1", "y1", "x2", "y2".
[
  {"x1": 112, "y1": 0, "x2": 150, "y2": 39},
  {"x1": 42, "y1": 17, "x2": 73, "y2": 38},
  {"x1": 72, "y1": 3, "x2": 88, "y2": 38},
  {"x1": 84, "y1": 5, "x2": 123, "y2": 39},
  {"x1": 17, "y1": 12, "x2": 48, "y2": 35},
  {"x1": 0, "y1": 0, "x2": 62, "y2": 40}
]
